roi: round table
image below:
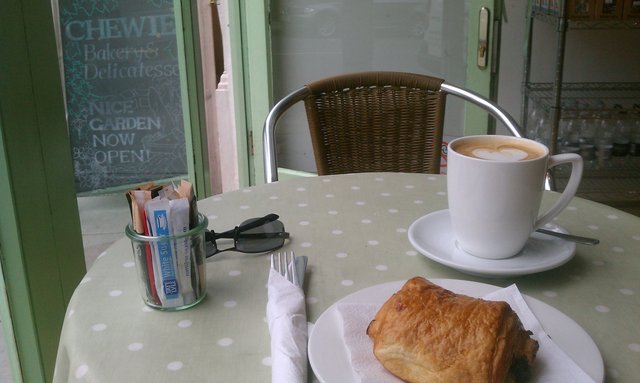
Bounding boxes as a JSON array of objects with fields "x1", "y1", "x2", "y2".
[{"x1": 53, "y1": 173, "x2": 640, "y2": 382}]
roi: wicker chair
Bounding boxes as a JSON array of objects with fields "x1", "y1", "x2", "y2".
[{"x1": 263, "y1": 71, "x2": 522, "y2": 183}]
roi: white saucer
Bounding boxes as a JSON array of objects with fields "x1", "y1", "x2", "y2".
[
  {"x1": 308, "y1": 279, "x2": 603, "y2": 383},
  {"x1": 407, "y1": 209, "x2": 576, "y2": 277}
]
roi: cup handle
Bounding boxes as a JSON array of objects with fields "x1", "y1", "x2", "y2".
[{"x1": 535, "y1": 153, "x2": 583, "y2": 229}]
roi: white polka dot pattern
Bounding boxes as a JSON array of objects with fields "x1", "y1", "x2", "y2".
[
  {"x1": 75, "y1": 365, "x2": 89, "y2": 379},
  {"x1": 54, "y1": 173, "x2": 640, "y2": 382},
  {"x1": 167, "y1": 361, "x2": 183, "y2": 371},
  {"x1": 177, "y1": 320, "x2": 192, "y2": 328},
  {"x1": 127, "y1": 342, "x2": 143, "y2": 351}
]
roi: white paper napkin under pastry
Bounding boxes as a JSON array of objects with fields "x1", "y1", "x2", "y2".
[
  {"x1": 336, "y1": 284, "x2": 597, "y2": 383},
  {"x1": 266, "y1": 269, "x2": 308, "y2": 383}
]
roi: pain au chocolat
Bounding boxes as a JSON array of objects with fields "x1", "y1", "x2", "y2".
[{"x1": 366, "y1": 277, "x2": 539, "y2": 383}]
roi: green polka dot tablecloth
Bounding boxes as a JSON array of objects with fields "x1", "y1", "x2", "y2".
[{"x1": 53, "y1": 173, "x2": 640, "y2": 382}]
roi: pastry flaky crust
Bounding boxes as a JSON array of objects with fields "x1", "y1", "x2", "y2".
[{"x1": 367, "y1": 277, "x2": 539, "y2": 383}]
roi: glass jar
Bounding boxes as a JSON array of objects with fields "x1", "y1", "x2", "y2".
[{"x1": 125, "y1": 213, "x2": 208, "y2": 311}]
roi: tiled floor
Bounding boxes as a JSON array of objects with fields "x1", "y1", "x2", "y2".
[
  {"x1": 77, "y1": 193, "x2": 132, "y2": 270},
  {"x1": 0, "y1": 193, "x2": 131, "y2": 381}
]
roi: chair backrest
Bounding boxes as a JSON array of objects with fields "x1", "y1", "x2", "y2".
[
  {"x1": 263, "y1": 71, "x2": 522, "y2": 183},
  {"x1": 304, "y1": 72, "x2": 446, "y2": 176}
]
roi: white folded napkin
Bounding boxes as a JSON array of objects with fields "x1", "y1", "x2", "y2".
[
  {"x1": 267, "y1": 268, "x2": 308, "y2": 383},
  {"x1": 484, "y1": 285, "x2": 596, "y2": 383},
  {"x1": 337, "y1": 303, "x2": 401, "y2": 383},
  {"x1": 337, "y1": 284, "x2": 596, "y2": 383}
]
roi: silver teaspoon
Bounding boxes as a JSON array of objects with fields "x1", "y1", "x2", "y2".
[{"x1": 536, "y1": 228, "x2": 600, "y2": 245}]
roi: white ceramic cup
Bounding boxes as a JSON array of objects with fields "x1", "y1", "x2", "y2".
[{"x1": 447, "y1": 135, "x2": 583, "y2": 259}]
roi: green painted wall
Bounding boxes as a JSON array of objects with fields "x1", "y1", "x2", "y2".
[
  {"x1": 0, "y1": 1, "x2": 208, "y2": 381},
  {"x1": 1, "y1": 0, "x2": 88, "y2": 381}
]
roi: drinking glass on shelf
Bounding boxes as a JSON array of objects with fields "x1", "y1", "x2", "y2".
[
  {"x1": 595, "y1": 127, "x2": 614, "y2": 163},
  {"x1": 578, "y1": 116, "x2": 594, "y2": 145},
  {"x1": 559, "y1": 109, "x2": 579, "y2": 149},
  {"x1": 612, "y1": 111, "x2": 631, "y2": 157},
  {"x1": 631, "y1": 115, "x2": 640, "y2": 156},
  {"x1": 526, "y1": 104, "x2": 541, "y2": 139},
  {"x1": 527, "y1": 107, "x2": 551, "y2": 146}
]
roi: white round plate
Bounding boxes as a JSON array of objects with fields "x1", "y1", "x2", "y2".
[
  {"x1": 407, "y1": 209, "x2": 577, "y2": 277},
  {"x1": 308, "y1": 279, "x2": 603, "y2": 383}
]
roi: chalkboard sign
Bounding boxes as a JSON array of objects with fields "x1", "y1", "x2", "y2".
[{"x1": 59, "y1": 0, "x2": 187, "y2": 193}]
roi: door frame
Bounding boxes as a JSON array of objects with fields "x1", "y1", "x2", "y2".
[
  {"x1": 465, "y1": 1, "x2": 501, "y2": 135},
  {"x1": 178, "y1": 0, "x2": 212, "y2": 198},
  {"x1": 229, "y1": 1, "x2": 271, "y2": 187}
]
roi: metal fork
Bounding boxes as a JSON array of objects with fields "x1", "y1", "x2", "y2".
[{"x1": 271, "y1": 251, "x2": 299, "y2": 287}]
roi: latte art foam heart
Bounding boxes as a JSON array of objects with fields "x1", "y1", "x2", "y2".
[
  {"x1": 472, "y1": 147, "x2": 529, "y2": 161},
  {"x1": 452, "y1": 137, "x2": 546, "y2": 161}
]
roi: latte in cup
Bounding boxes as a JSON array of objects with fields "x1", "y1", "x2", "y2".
[
  {"x1": 452, "y1": 136, "x2": 546, "y2": 162},
  {"x1": 447, "y1": 135, "x2": 583, "y2": 259}
]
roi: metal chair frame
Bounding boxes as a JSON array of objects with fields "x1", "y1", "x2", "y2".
[{"x1": 263, "y1": 72, "x2": 522, "y2": 183}]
